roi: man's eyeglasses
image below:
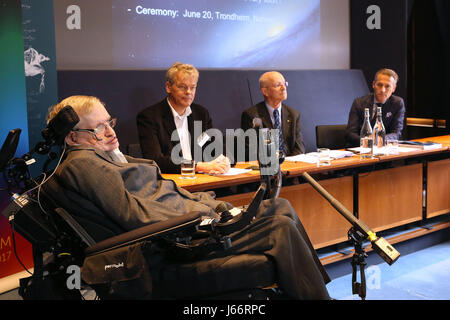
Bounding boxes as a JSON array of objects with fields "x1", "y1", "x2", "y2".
[
  {"x1": 271, "y1": 81, "x2": 288, "y2": 88},
  {"x1": 72, "y1": 118, "x2": 117, "y2": 141},
  {"x1": 175, "y1": 84, "x2": 197, "y2": 92},
  {"x1": 263, "y1": 81, "x2": 288, "y2": 89}
]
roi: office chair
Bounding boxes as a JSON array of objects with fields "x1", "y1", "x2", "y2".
[
  {"x1": 126, "y1": 143, "x2": 143, "y2": 158},
  {"x1": 315, "y1": 124, "x2": 347, "y2": 150}
]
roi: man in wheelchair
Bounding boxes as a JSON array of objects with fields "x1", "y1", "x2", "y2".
[{"x1": 12, "y1": 95, "x2": 331, "y2": 300}]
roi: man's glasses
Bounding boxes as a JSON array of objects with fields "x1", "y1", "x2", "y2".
[
  {"x1": 72, "y1": 118, "x2": 117, "y2": 141},
  {"x1": 263, "y1": 81, "x2": 288, "y2": 89},
  {"x1": 271, "y1": 81, "x2": 288, "y2": 88},
  {"x1": 175, "y1": 84, "x2": 197, "y2": 92}
]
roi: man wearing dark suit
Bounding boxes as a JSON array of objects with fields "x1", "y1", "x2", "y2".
[
  {"x1": 241, "y1": 71, "x2": 305, "y2": 159},
  {"x1": 345, "y1": 68, "x2": 406, "y2": 147},
  {"x1": 137, "y1": 62, "x2": 230, "y2": 174}
]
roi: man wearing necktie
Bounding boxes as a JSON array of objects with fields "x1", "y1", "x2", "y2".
[
  {"x1": 241, "y1": 71, "x2": 306, "y2": 160},
  {"x1": 345, "y1": 68, "x2": 406, "y2": 147}
]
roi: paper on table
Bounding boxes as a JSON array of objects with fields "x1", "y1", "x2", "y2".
[
  {"x1": 329, "y1": 150, "x2": 354, "y2": 159},
  {"x1": 398, "y1": 142, "x2": 442, "y2": 150},
  {"x1": 212, "y1": 167, "x2": 252, "y2": 176},
  {"x1": 347, "y1": 146, "x2": 423, "y2": 154},
  {"x1": 285, "y1": 150, "x2": 353, "y2": 163},
  {"x1": 285, "y1": 154, "x2": 318, "y2": 163}
]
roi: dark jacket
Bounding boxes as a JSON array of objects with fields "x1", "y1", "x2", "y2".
[
  {"x1": 241, "y1": 101, "x2": 305, "y2": 157},
  {"x1": 137, "y1": 99, "x2": 213, "y2": 173},
  {"x1": 345, "y1": 93, "x2": 406, "y2": 147}
]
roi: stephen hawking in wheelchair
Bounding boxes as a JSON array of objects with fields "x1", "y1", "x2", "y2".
[{"x1": 0, "y1": 95, "x2": 331, "y2": 300}]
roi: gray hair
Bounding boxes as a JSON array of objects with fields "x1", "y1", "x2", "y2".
[
  {"x1": 166, "y1": 62, "x2": 199, "y2": 84},
  {"x1": 374, "y1": 68, "x2": 399, "y2": 84},
  {"x1": 47, "y1": 95, "x2": 105, "y2": 125}
]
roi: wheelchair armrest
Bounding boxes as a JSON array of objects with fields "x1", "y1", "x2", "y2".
[
  {"x1": 215, "y1": 182, "x2": 267, "y2": 236},
  {"x1": 54, "y1": 207, "x2": 96, "y2": 247},
  {"x1": 84, "y1": 211, "x2": 205, "y2": 256}
]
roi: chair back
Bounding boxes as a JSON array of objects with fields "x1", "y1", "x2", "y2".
[
  {"x1": 315, "y1": 124, "x2": 347, "y2": 150},
  {"x1": 126, "y1": 143, "x2": 142, "y2": 158}
]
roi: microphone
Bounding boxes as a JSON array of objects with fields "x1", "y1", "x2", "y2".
[
  {"x1": 41, "y1": 105, "x2": 80, "y2": 146},
  {"x1": 251, "y1": 117, "x2": 273, "y2": 176},
  {"x1": 247, "y1": 118, "x2": 263, "y2": 162},
  {"x1": 246, "y1": 78, "x2": 254, "y2": 106},
  {"x1": 252, "y1": 117, "x2": 263, "y2": 129}
]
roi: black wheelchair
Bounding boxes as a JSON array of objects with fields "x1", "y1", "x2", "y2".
[{"x1": 1, "y1": 127, "x2": 288, "y2": 300}]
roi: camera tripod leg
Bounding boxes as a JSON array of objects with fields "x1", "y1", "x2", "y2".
[
  {"x1": 349, "y1": 227, "x2": 368, "y2": 300},
  {"x1": 351, "y1": 252, "x2": 367, "y2": 300}
]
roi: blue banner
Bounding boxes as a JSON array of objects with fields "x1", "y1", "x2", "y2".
[
  {"x1": 22, "y1": 0, "x2": 58, "y2": 176},
  {"x1": 0, "y1": 0, "x2": 33, "y2": 281},
  {"x1": 1, "y1": 0, "x2": 58, "y2": 282}
]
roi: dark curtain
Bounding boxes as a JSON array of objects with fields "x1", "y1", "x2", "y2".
[
  {"x1": 407, "y1": 0, "x2": 450, "y2": 136},
  {"x1": 433, "y1": 0, "x2": 450, "y2": 134}
]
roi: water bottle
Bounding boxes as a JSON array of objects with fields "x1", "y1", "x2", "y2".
[
  {"x1": 360, "y1": 108, "x2": 373, "y2": 159},
  {"x1": 373, "y1": 106, "x2": 386, "y2": 150}
]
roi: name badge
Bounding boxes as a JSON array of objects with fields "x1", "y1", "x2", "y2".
[{"x1": 197, "y1": 132, "x2": 210, "y2": 147}]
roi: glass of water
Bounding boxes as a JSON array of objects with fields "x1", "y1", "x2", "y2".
[
  {"x1": 180, "y1": 159, "x2": 196, "y2": 179},
  {"x1": 386, "y1": 139, "x2": 399, "y2": 155},
  {"x1": 317, "y1": 148, "x2": 331, "y2": 166}
]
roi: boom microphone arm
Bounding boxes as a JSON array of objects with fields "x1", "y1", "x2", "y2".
[
  {"x1": 300, "y1": 171, "x2": 400, "y2": 300},
  {"x1": 301, "y1": 171, "x2": 400, "y2": 265}
]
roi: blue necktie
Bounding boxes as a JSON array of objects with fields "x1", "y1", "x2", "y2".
[{"x1": 273, "y1": 109, "x2": 286, "y2": 155}]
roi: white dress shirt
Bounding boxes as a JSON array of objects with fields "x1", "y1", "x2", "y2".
[
  {"x1": 167, "y1": 98, "x2": 192, "y2": 160},
  {"x1": 109, "y1": 148, "x2": 128, "y2": 163}
]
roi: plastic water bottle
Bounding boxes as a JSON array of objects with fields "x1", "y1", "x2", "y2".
[
  {"x1": 373, "y1": 106, "x2": 386, "y2": 149},
  {"x1": 360, "y1": 108, "x2": 373, "y2": 159}
]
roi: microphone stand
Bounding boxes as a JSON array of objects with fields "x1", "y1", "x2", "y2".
[
  {"x1": 215, "y1": 125, "x2": 284, "y2": 239},
  {"x1": 269, "y1": 151, "x2": 284, "y2": 200},
  {"x1": 257, "y1": 128, "x2": 286, "y2": 200},
  {"x1": 259, "y1": 129, "x2": 272, "y2": 199},
  {"x1": 300, "y1": 171, "x2": 400, "y2": 300}
]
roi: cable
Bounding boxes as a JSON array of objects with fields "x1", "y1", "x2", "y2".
[
  {"x1": 18, "y1": 143, "x2": 67, "y2": 217},
  {"x1": 38, "y1": 143, "x2": 67, "y2": 213},
  {"x1": 21, "y1": 142, "x2": 67, "y2": 197},
  {"x1": 10, "y1": 219, "x2": 33, "y2": 275},
  {"x1": 7, "y1": 143, "x2": 67, "y2": 276}
]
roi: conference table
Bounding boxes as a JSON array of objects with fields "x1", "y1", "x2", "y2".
[{"x1": 162, "y1": 135, "x2": 450, "y2": 250}]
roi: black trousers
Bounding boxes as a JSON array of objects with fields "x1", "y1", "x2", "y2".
[
  {"x1": 146, "y1": 198, "x2": 331, "y2": 299},
  {"x1": 206, "y1": 198, "x2": 331, "y2": 300}
]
